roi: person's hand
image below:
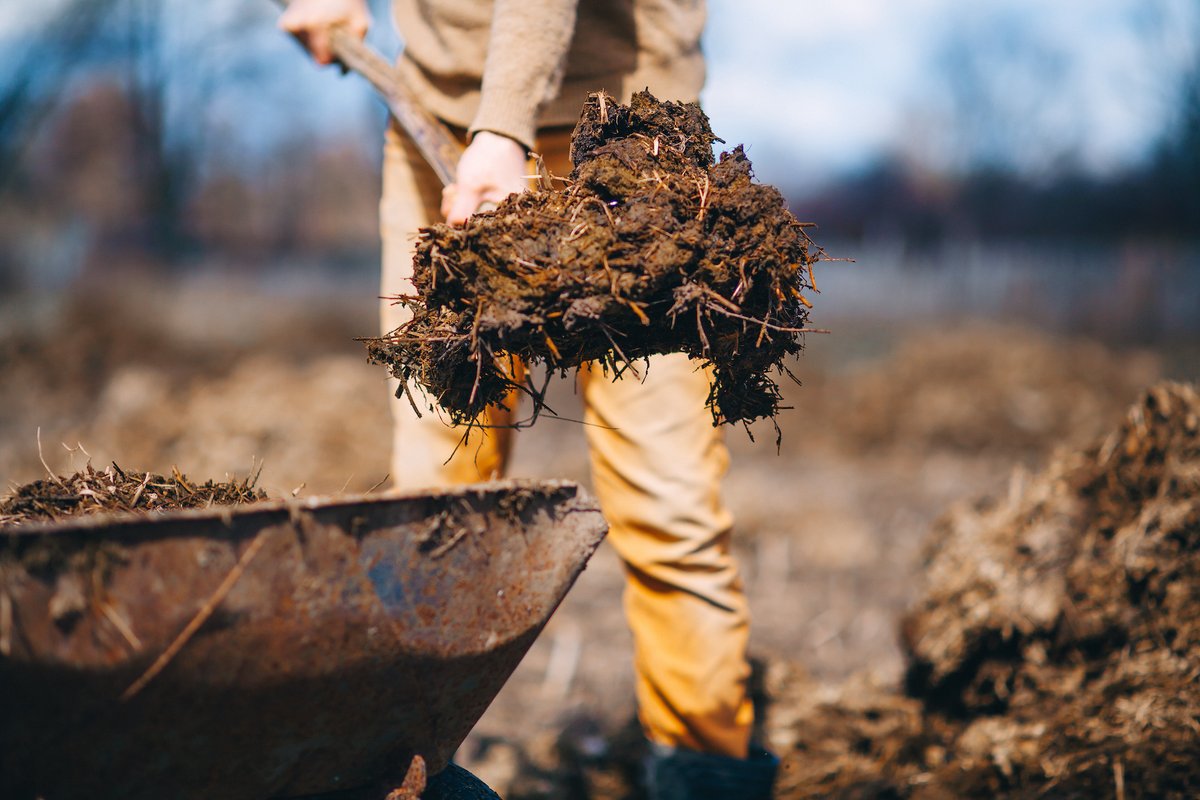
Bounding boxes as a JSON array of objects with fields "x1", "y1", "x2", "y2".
[
  {"x1": 441, "y1": 132, "x2": 529, "y2": 225},
  {"x1": 278, "y1": 0, "x2": 371, "y2": 66}
]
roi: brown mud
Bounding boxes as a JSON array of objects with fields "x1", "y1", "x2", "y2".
[
  {"x1": 0, "y1": 463, "x2": 267, "y2": 527},
  {"x1": 771, "y1": 382, "x2": 1200, "y2": 799},
  {"x1": 367, "y1": 91, "x2": 819, "y2": 429}
]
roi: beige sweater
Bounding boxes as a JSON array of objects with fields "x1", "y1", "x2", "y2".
[{"x1": 393, "y1": 0, "x2": 706, "y2": 150}]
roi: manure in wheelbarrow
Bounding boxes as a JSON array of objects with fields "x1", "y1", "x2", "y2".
[
  {"x1": 366, "y1": 90, "x2": 821, "y2": 431},
  {"x1": 0, "y1": 463, "x2": 267, "y2": 527}
]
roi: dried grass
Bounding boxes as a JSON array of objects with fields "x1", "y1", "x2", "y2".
[{"x1": 0, "y1": 462, "x2": 267, "y2": 527}]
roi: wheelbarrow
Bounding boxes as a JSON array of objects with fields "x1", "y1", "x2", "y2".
[{"x1": 0, "y1": 479, "x2": 607, "y2": 799}]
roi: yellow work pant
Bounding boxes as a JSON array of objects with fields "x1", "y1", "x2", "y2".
[{"x1": 380, "y1": 122, "x2": 753, "y2": 758}]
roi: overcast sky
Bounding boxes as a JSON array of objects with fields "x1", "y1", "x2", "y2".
[{"x1": 3, "y1": 0, "x2": 1195, "y2": 189}]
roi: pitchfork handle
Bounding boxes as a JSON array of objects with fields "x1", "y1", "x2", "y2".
[{"x1": 275, "y1": 0, "x2": 464, "y2": 187}]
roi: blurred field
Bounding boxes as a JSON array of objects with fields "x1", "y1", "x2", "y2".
[
  {"x1": 2, "y1": 255, "x2": 1191, "y2": 796},
  {"x1": 2, "y1": 2, "x2": 1198, "y2": 796}
]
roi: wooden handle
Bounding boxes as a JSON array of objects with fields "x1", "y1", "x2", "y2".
[{"x1": 276, "y1": 1, "x2": 463, "y2": 186}]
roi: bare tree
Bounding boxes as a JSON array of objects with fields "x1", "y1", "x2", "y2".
[
  {"x1": 0, "y1": 0, "x2": 283, "y2": 262},
  {"x1": 0, "y1": 0, "x2": 118, "y2": 189}
]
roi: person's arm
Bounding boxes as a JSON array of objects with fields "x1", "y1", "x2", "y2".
[
  {"x1": 442, "y1": 0, "x2": 579, "y2": 225},
  {"x1": 278, "y1": 0, "x2": 371, "y2": 66}
]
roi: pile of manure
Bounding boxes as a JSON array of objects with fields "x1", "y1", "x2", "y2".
[
  {"x1": 366, "y1": 90, "x2": 821, "y2": 431},
  {"x1": 772, "y1": 382, "x2": 1200, "y2": 799},
  {"x1": 0, "y1": 463, "x2": 267, "y2": 527}
]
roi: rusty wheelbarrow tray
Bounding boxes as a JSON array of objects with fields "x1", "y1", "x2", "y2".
[{"x1": 0, "y1": 479, "x2": 607, "y2": 800}]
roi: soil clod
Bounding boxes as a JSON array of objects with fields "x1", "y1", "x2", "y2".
[{"x1": 366, "y1": 90, "x2": 820, "y2": 429}]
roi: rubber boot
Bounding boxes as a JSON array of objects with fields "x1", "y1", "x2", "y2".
[
  {"x1": 648, "y1": 744, "x2": 779, "y2": 800},
  {"x1": 422, "y1": 763, "x2": 501, "y2": 800}
]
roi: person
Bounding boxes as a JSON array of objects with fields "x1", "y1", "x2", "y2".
[{"x1": 279, "y1": 1, "x2": 778, "y2": 797}]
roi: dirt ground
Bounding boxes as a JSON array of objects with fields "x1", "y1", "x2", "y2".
[{"x1": 0, "y1": 276, "x2": 1186, "y2": 798}]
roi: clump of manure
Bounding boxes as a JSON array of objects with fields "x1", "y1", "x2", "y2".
[
  {"x1": 0, "y1": 463, "x2": 267, "y2": 527},
  {"x1": 772, "y1": 382, "x2": 1200, "y2": 799},
  {"x1": 366, "y1": 90, "x2": 821, "y2": 432}
]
